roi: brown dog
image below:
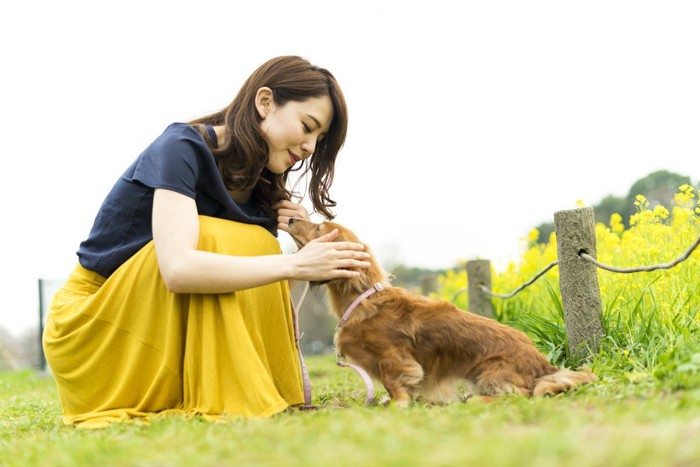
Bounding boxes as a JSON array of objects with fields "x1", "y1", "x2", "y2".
[{"x1": 287, "y1": 219, "x2": 596, "y2": 406}]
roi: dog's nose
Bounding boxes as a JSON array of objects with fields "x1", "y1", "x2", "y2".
[{"x1": 288, "y1": 218, "x2": 296, "y2": 225}]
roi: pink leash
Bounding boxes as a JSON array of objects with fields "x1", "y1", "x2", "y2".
[
  {"x1": 334, "y1": 282, "x2": 384, "y2": 406},
  {"x1": 287, "y1": 176, "x2": 316, "y2": 408},
  {"x1": 291, "y1": 281, "x2": 315, "y2": 409},
  {"x1": 291, "y1": 281, "x2": 384, "y2": 407}
]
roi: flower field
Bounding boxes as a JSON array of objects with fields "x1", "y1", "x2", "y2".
[{"x1": 438, "y1": 185, "x2": 700, "y2": 389}]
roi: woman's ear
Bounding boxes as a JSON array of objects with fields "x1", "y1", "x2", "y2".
[{"x1": 255, "y1": 87, "x2": 275, "y2": 119}]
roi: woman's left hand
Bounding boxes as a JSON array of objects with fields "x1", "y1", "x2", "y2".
[{"x1": 275, "y1": 200, "x2": 311, "y2": 233}]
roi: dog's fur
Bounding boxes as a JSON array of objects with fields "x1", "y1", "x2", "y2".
[{"x1": 287, "y1": 219, "x2": 596, "y2": 406}]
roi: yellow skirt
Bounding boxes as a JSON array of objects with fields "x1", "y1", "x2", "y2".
[{"x1": 43, "y1": 216, "x2": 304, "y2": 429}]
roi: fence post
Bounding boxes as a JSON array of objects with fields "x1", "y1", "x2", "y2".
[
  {"x1": 466, "y1": 259, "x2": 494, "y2": 318},
  {"x1": 38, "y1": 278, "x2": 46, "y2": 371},
  {"x1": 554, "y1": 207, "x2": 604, "y2": 361},
  {"x1": 420, "y1": 274, "x2": 438, "y2": 296}
]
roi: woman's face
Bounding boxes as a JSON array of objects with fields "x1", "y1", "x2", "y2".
[{"x1": 258, "y1": 92, "x2": 334, "y2": 174}]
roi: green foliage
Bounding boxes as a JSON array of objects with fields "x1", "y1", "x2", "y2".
[{"x1": 654, "y1": 335, "x2": 700, "y2": 391}]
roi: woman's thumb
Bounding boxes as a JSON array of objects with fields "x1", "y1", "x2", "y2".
[{"x1": 311, "y1": 228, "x2": 339, "y2": 243}]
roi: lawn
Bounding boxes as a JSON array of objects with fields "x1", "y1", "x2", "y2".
[{"x1": 2, "y1": 354, "x2": 699, "y2": 467}]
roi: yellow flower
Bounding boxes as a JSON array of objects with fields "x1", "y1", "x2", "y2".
[
  {"x1": 634, "y1": 194, "x2": 649, "y2": 213},
  {"x1": 527, "y1": 228, "x2": 540, "y2": 244},
  {"x1": 674, "y1": 184, "x2": 696, "y2": 207},
  {"x1": 679, "y1": 184, "x2": 694, "y2": 195},
  {"x1": 653, "y1": 205, "x2": 669, "y2": 220},
  {"x1": 610, "y1": 213, "x2": 625, "y2": 235}
]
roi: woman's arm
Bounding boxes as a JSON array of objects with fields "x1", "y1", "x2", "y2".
[{"x1": 152, "y1": 188, "x2": 370, "y2": 294}]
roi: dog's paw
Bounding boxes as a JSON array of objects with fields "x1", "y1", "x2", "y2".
[
  {"x1": 379, "y1": 395, "x2": 411, "y2": 408},
  {"x1": 459, "y1": 392, "x2": 474, "y2": 403},
  {"x1": 378, "y1": 395, "x2": 392, "y2": 406}
]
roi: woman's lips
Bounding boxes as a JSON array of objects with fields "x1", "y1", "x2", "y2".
[{"x1": 288, "y1": 151, "x2": 301, "y2": 164}]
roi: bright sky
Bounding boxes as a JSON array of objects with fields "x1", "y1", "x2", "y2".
[{"x1": 1, "y1": 1, "x2": 698, "y2": 336}]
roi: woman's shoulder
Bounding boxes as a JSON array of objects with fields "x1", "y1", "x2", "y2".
[
  {"x1": 160, "y1": 122, "x2": 204, "y2": 140},
  {"x1": 146, "y1": 122, "x2": 211, "y2": 153}
]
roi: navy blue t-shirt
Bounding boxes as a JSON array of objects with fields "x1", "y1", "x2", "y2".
[{"x1": 77, "y1": 123, "x2": 277, "y2": 278}]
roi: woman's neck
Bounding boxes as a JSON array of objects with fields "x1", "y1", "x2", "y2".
[{"x1": 213, "y1": 125, "x2": 226, "y2": 146}]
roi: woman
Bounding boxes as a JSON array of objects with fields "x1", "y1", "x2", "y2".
[{"x1": 43, "y1": 56, "x2": 370, "y2": 429}]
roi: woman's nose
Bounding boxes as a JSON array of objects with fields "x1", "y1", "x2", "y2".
[{"x1": 301, "y1": 138, "x2": 316, "y2": 158}]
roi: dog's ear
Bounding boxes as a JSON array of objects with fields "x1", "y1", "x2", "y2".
[
  {"x1": 320, "y1": 222, "x2": 343, "y2": 242},
  {"x1": 332, "y1": 229, "x2": 348, "y2": 242},
  {"x1": 324, "y1": 222, "x2": 361, "y2": 243}
]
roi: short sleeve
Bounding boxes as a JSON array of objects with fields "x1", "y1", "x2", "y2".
[{"x1": 129, "y1": 123, "x2": 204, "y2": 198}]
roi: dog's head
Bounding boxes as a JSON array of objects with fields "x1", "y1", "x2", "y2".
[
  {"x1": 287, "y1": 218, "x2": 361, "y2": 248},
  {"x1": 286, "y1": 218, "x2": 387, "y2": 293}
]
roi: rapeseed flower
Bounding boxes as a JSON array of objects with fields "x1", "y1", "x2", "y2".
[{"x1": 437, "y1": 186, "x2": 700, "y2": 363}]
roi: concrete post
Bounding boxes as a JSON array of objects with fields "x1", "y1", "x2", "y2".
[
  {"x1": 466, "y1": 259, "x2": 494, "y2": 318},
  {"x1": 554, "y1": 207, "x2": 604, "y2": 360},
  {"x1": 38, "y1": 278, "x2": 46, "y2": 371},
  {"x1": 420, "y1": 275, "x2": 438, "y2": 296}
]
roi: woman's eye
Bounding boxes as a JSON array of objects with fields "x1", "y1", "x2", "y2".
[{"x1": 302, "y1": 123, "x2": 311, "y2": 133}]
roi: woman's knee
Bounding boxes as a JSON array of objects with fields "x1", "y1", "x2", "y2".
[{"x1": 197, "y1": 216, "x2": 281, "y2": 256}]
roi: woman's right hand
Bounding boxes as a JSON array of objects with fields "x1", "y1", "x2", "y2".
[{"x1": 290, "y1": 229, "x2": 371, "y2": 281}]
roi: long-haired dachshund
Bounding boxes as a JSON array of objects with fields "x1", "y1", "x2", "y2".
[{"x1": 287, "y1": 219, "x2": 596, "y2": 406}]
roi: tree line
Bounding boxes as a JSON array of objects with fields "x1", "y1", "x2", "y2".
[{"x1": 534, "y1": 169, "x2": 695, "y2": 244}]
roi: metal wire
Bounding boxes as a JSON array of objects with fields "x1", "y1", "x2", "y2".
[
  {"x1": 451, "y1": 233, "x2": 699, "y2": 303},
  {"x1": 579, "y1": 233, "x2": 700, "y2": 273},
  {"x1": 479, "y1": 260, "x2": 559, "y2": 298},
  {"x1": 452, "y1": 260, "x2": 559, "y2": 302}
]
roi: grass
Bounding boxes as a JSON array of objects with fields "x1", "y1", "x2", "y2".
[{"x1": 2, "y1": 354, "x2": 700, "y2": 467}]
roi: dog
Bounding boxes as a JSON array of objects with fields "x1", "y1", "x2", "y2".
[{"x1": 287, "y1": 218, "x2": 596, "y2": 407}]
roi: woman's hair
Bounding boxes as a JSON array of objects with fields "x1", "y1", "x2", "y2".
[{"x1": 190, "y1": 56, "x2": 348, "y2": 220}]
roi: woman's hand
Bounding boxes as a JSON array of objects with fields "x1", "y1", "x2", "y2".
[
  {"x1": 274, "y1": 200, "x2": 371, "y2": 280},
  {"x1": 274, "y1": 200, "x2": 310, "y2": 233},
  {"x1": 290, "y1": 228, "x2": 371, "y2": 281}
]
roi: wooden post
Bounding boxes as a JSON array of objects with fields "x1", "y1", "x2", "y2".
[
  {"x1": 554, "y1": 207, "x2": 604, "y2": 361},
  {"x1": 466, "y1": 259, "x2": 494, "y2": 318},
  {"x1": 420, "y1": 275, "x2": 438, "y2": 296}
]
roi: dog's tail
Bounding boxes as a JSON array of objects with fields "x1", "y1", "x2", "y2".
[{"x1": 532, "y1": 368, "x2": 597, "y2": 397}]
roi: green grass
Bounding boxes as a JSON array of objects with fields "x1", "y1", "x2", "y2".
[{"x1": 2, "y1": 354, "x2": 700, "y2": 467}]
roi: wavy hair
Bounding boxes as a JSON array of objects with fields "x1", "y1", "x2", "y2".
[{"x1": 190, "y1": 56, "x2": 348, "y2": 220}]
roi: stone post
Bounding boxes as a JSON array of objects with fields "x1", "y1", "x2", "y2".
[
  {"x1": 466, "y1": 259, "x2": 494, "y2": 318},
  {"x1": 554, "y1": 207, "x2": 604, "y2": 360},
  {"x1": 420, "y1": 275, "x2": 438, "y2": 296}
]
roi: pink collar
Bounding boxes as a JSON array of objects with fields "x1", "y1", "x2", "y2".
[
  {"x1": 334, "y1": 282, "x2": 384, "y2": 406},
  {"x1": 336, "y1": 282, "x2": 384, "y2": 330}
]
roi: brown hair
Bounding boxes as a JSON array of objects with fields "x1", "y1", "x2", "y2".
[{"x1": 190, "y1": 56, "x2": 348, "y2": 220}]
